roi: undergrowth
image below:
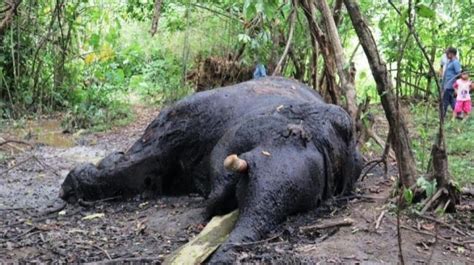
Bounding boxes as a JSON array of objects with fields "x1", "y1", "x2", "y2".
[{"x1": 410, "y1": 103, "x2": 473, "y2": 187}]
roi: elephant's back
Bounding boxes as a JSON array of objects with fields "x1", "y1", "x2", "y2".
[{"x1": 185, "y1": 77, "x2": 322, "y2": 109}]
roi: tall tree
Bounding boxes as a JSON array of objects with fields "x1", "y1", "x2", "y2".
[
  {"x1": 299, "y1": 0, "x2": 358, "y2": 122},
  {"x1": 314, "y1": 0, "x2": 357, "y2": 121},
  {"x1": 300, "y1": 0, "x2": 339, "y2": 104},
  {"x1": 387, "y1": 0, "x2": 459, "y2": 209},
  {"x1": 343, "y1": 0, "x2": 417, "y2": 188}
]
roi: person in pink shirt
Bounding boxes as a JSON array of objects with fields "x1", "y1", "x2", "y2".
[{"x1": 453, "y1": 71, "x2": 473, "y2": 122}]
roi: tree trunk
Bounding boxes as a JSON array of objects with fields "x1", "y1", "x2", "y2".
[
  {"x1": 314, "y1": 0, "x2": 358, "y2": 121},
  {"x1": 150, "y1": 0, "x2": 163, "y2": 36},
  {"x1": 299, "y1": 0, "x2": 340, "y2": 105},
  {"x1": 344, "y1": 0, "x2": 417, "y2": 188},
  {"x1": 332, "y1": 0, "x2": 344, "y2": 26}
]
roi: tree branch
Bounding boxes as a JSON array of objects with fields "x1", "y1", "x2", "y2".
[
  {"x1": 273, "y1": 0, "x2": 297, "y2": 76},
  {"x1": 0, "y1": 0, "x2": 22, "y2": 35}
]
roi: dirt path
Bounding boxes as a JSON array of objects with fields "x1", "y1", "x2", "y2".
[{"x1": 1, "y1": 107, "x2": 472, "y2": 263}]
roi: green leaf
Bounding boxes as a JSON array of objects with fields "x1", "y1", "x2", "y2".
[
  {"x1": 89, "y1": 33, "x2": 101, "y2": 49},
  {"x1": 416, "y1": 177, "x2": 437, "y2": 197},
  {"x1": 243, "y1": 0, "x2": 256, "y2": 19},
  {"x1": 403, "y1": 188, "x2": 414, "y2": 205},
  {"x1": 416, "y1": 4, "x2": 436, "y2": 19},
  {"x1": 238, "y1": 34, "x2": 251, "y2": 43}
]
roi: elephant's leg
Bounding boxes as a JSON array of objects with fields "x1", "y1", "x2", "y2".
[
  {"x1": 205, "y1": 175, "x2": 239, "y2": 218},
  {"x1": 209, "y1": 145, "x2": 325, "y2": 263}
]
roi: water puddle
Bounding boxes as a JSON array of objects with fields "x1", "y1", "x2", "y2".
[{"x1": 5, "y1": 119, "x2": 75, "y2": 148}]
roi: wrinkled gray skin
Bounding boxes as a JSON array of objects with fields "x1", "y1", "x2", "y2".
[{"x1": 60, "y1": 77, "x2": 362, "y2": 263}]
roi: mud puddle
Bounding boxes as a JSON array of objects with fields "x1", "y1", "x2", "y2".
[{"x1": 3, "y1": 119, "x2": 75, "y2": 149}]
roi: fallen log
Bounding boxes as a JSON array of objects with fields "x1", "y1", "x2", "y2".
[{"x1": 163, "y1": 210, "x2": 239, "y2": 265}]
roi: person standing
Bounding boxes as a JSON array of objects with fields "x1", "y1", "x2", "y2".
[
  {"x1": 442, "y1": 47, "x2": 462, "y2": 117},
  {"x1": 253, "y1": 63, "x2": 267, "y2": 79},
  {"x1": 439, "y1": 50, "x2": 449, "y2": 77},
  {"x1": 452, "y1": 71, "x2": 472, "y2": 122},
  {"x1": 439, "y1": 48, "x2": 461, "y2": 77}
]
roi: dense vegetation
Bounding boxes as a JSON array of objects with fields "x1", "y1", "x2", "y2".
[{"x1": 1, "y1": 1, "x2": 472, "y2": 186}]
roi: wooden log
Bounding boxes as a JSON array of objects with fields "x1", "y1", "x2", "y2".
[{"x1": 163, "y1": 210, "x2": 239, "y2": 265}]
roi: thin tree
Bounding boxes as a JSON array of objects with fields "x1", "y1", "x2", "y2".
[
  {"x1": 343, "y1": 0, "x2": 417, "y2": 188},
  {"x1": 387, "y1": 0, "x2": 458, "y2": 210},
  {"x1": 299, "y1": 0, "x2": 357, "y2": 122},
  {"x1": 313, "y1": 0, "x2": 358, "y2": 121},
  {"x1": 150, "y1": 0, "x2": 163, "y2": 36}
]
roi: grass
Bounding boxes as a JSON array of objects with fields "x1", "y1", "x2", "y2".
[
  {"x1": 362, "y1": 99, "x2": 473, "y2": 188},
  {"x1": 410, "y1": 103, "x2": 474, "y2": 187}
]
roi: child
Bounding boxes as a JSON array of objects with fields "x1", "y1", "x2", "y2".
[{"x1": 453, "y1": 71, "x2": 473, "y2": 122}]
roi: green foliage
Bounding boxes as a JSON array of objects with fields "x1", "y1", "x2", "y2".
[
  {"x1": 411, "y1": 104, "x2": 474, "y2": 187},
  {"x1": 374, "y1": 0, "x2": 474, "y2": 99},
  {"x1": 62, "y1": 84, "x2": 131, "y2": 131},
  {"x1": 0, "y1": 0, "x2": 210, "y2": 131},
  {"x1": 416, "y1": 177, "x2": 437, "y2": 197},
  {"x1": 1, "y1": 0, "x2": 473, "y2": 156},
  {"x1": 132, "y1": 53, "x2": 193, "y2": 104},
  {"x1": 415, "y1": 4, "x2": 436, "y2": 19},
  {"x1": 403, "y1": 188, "x2": 414, "y2": 205}
]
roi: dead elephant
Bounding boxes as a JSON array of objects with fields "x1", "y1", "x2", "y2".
[{"x1": 60, "y1": 77, "x2": 362, "y2": 262}]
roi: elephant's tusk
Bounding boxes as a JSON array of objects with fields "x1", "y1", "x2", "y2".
[{"x1": 223, "y1": 154, "x2": 248, "y2": 173}]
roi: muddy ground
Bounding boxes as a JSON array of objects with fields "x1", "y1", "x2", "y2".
[{"x1": 1, "y1": 107, "x2": 473, "y2": 264}]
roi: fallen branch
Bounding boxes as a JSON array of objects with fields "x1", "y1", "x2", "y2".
[
  {"x1": 0, "y1": 156, "x2": 34, "y2": 176},
  {"x1": 299, "y1": 218, "x2": 354, "y2": 232},
  {"x1": 375, "y1": 210, "x2": 387, "y2": 230},
  {"x1": 400, "y1": 224, "x2": 464, "y2": 246},
  {"x1": 77, "y1": 196, "x2": 123, "y2": 207},
  {"x1": 334, "y1": 194, "x2": 387, "y2": 202},
  {"x1": 32, "y1": 155, "x2": 61, "y2": 177},
  {"x1": 360, "y1": 158, "x2": 385, "y2": 181},
  {"x1": 416, "y1": 213, "x2": 470, "y2": 237},
  {"x1": 92, "y1": 244, "x2": 112, "y2": 260},
  {"x1": 0, "y1": 138, "x2": 32, "y2": 147},
  {"x1": 226, "y1": 232, "x2": 283, "y2": 247},
  {"x1": 0, "y1": 207, "x2": 81, "y2": 229},
  {"x1": 163, "y1": 210, "x2": 239, "y2": 265},
  {"x1": 0, "y1": 154, "x2": 61, "y2": 177},
  {"x1": 419, "y1": 188, "x2": 446, "y2": 215},
  {"x1": 88, "y1": 257, "x2": 161, "y2": 264}
]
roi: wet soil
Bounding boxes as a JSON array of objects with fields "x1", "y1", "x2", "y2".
[{"x1": 1, "y1": 106, "x2": 472, "y2": 264}]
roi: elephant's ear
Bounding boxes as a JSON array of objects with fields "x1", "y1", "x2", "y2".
[{"x1": 327, "y1": 105, "x2": 354, "y2": 144}]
